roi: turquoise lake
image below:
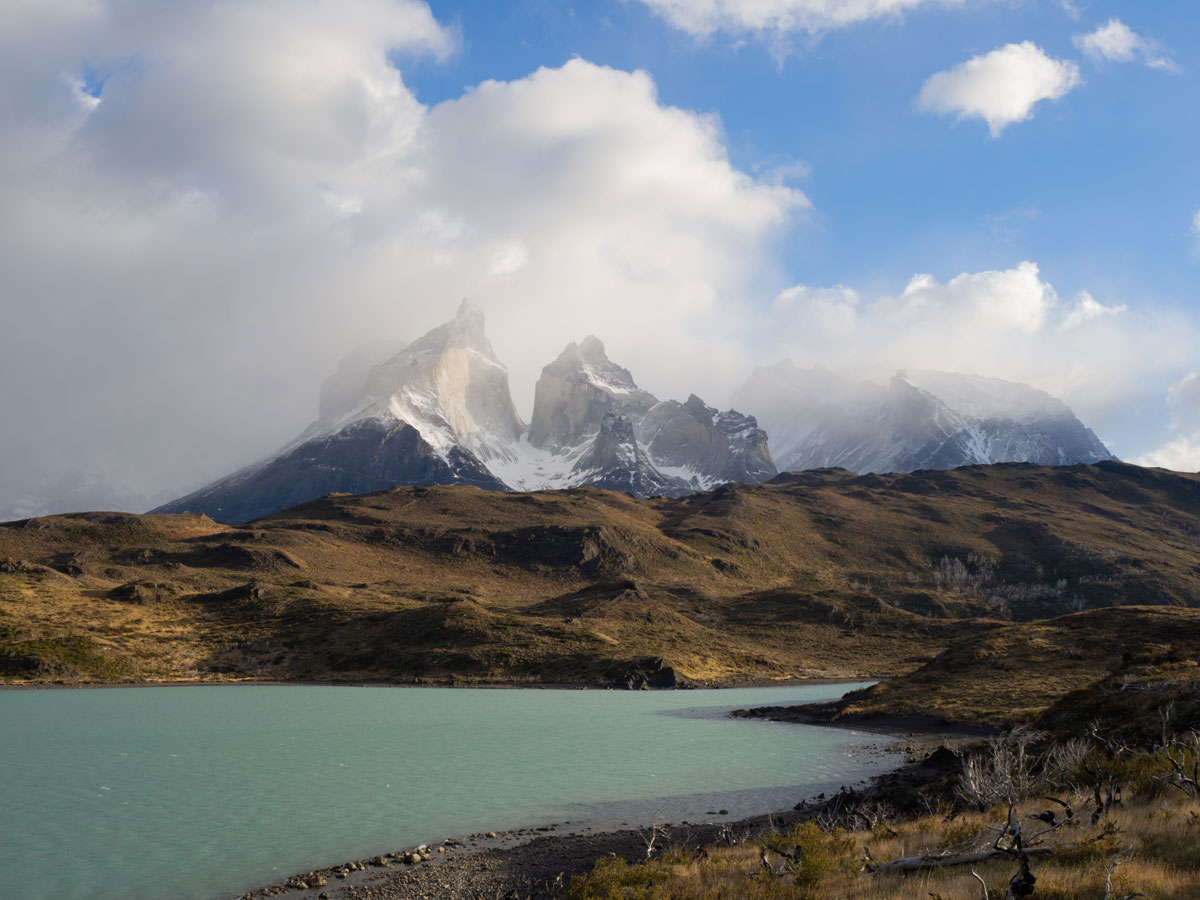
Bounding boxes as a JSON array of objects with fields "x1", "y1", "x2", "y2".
[{"x1": 0, "y1": 683, "x2": 896, "y2": 900}]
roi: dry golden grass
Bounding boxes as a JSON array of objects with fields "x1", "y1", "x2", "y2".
[
  {"x1": 564, "y1": 786, "x2": 1200, "y2": 900},
  {"x1": 3, "y1": 461, "x2": 1200, "y2": 685},
  {"x1": 835, "y1": 606, "x2": 1200, "y2": 729}
]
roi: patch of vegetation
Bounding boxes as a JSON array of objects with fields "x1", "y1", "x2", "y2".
[
  {"x1": 564, "y1": 723, "x2": 1200, "y2": 900},
  {"x1": 0, "y1": 631, "x2": 136, "y2": 680},
  {"x1": 828, "y1": 606, "x2": 1200, "y2": 730}
]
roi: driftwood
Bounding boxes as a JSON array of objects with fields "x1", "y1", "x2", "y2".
[{"x1": 871, "y1": 846, "x2": 1054, "y2": 874}]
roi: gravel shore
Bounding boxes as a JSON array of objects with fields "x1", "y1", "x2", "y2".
[
  {"x1": 228, "y1": 809, "x2": 826, "y2": 900},
  {"x1": 227, "y1": 710, "x2": 987, "y2": 900}
]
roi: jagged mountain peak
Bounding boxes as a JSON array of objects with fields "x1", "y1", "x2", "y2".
[
  {"x1": 528, "y1": 337, "x2": 657, "y2": 452},
  {"x1": 639, "y1": 394, "x2": 776, "y2": 489},
  {"x1": 571, "y1": 412, "x2": 691, "y2": 498},
  {"x1": 681, "y1": 393, "x2": 709, "y2": 416},
  {"x1": 543, "y1": 335, "x2": 643, "y2": 394},
  {"x1": 156, "y1": 302, "x2": 1117, "y2": 525},
  {"x1": 577, "y1": 334, "x2": 607, "y2": 362}
]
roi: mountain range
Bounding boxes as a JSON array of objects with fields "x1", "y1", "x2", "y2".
[
  {"x1": 733, "y1": 361, "x2": 1115, "y2": 475},
  {"x1": 156, "y1": 301, "x2": 1114, "y2": 523}
]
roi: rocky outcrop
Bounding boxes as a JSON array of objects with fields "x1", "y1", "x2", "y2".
[
  {"x1": 527, "y1": 336, "x2": 657, "y2": 452},
  {"x1": 518, "y1": 339, "x2": 775, "y2": 496},
  {"x1": 638, "y1": 394, "x2": 776, "y2": 487},
  {"x1": 571, "y1": 413, "x2": 692, "y2": 498}
]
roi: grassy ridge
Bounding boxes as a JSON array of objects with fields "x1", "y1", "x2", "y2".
[
  {"x1": 830, "y1": 605, "x2": 1200, "y2": 727},
  {"x1": 2, "y1": 461, "x2": 1199, "y2": 685}
]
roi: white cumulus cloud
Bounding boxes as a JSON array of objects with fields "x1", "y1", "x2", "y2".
[
  {"x1": 918, "y1": 42, "x2": 1081, "y2": 137},
  {"x1": 1166, "y1": 373, "x2": 1200, "y2": 430},
  {"x1": 0, "y1": 0, "x2": 806, "y2": 514},
  {"x1": 637, "y1": 0, "x2": 969, "y2": 38},
  {"x1": 1135, "y1": 437, "x2": 1200, "y2": 472},
  {"x1": 1135, "y1": 372, "x2": 1200, "y2": 472},
  {"x1": 1074, "y1": 18, "x2": 1176, "y2": 72}
]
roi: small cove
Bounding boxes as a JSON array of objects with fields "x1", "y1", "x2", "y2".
[{"x1": 0, "y1": 683, "x2": 898, "y2": 900}]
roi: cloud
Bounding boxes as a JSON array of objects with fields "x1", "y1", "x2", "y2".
[
  {"x1": 0, "y1": 0, "x2": 805, "y2": 515},
  {"x1": 765, "y1": 263, "x2": 1193, "y2": 457},
  {"x1": 637, "y1": 0, "x2": 968, "y2": 39},
  {"x1": 1135, "y1": 437, "x2": 1200, "y2": 472},
  {"x1": 1167, "y1": 373, "x2": 1200, "y2": 429},
  {"x1": 1074, "y1": 19, "x2": 1176, "y2": 72},
  {"x1": 1061, "y1": 290, "x2": 1127, "y2": 331},
  {"x1": 1134, "y1": 371, "x2": 1200, "y2": 471},
  {"x1": 0, "y1": 0, "x2": 1193, "y2": 515},
  {"x1": 918, "y1": 42, "x2": 1081, "y2": 137},
  {"x1": 1193, "y1": 210, "x2": 1200, "y2": 249}
]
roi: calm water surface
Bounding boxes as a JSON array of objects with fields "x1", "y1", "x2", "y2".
[{"x1": 0, "y1": 683, "x2": 896, "y2": 900}]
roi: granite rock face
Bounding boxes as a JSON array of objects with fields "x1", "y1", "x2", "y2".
[
  {"x1": 157, "y1": 307, "x2": 774, "y2": 521},
  {"x1": 639, "y1": 394, "x2": 775, "y2": 488},
  {"x1": 571, "y1": 412, "x2": 692, "y2": 499},
  {"x1": 527, "y1": 336, "x2": 657, "y2": 453}
]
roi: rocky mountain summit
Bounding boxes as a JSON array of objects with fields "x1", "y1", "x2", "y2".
[
  {"x1": 156, "y1": 304, "x2": 1116, "y2": 524},
  {"x1": 157, "y1": 302, "x2": 774, "y2": 522},
  {"x1": 732, "y1": 360, "x2": 1115, "y2": 475}
]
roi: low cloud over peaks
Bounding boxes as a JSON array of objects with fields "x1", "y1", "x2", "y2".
[
  {"x1": 0, "y1": 2, "x2": 805, "y2": 516},
  {"x1": 765, "y1": 262, "x2": 1192, "y2": 455},
  {"x1": 1135, "y1": 371, "x2": 1200, "y2": 472}
]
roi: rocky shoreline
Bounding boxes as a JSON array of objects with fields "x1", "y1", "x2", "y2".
[{"x1": 227, "y1": 710, "x2": 986, "y2": 900}]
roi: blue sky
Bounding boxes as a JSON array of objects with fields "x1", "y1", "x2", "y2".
[
  {"x1": 408, "y1": 0, "x2": 1198, "y2": 301},
  {"x1": 394, "y1": 0, "x2": 1200, "y2": 459},
  {"x1": 1, "y1": 0, "x2": 1198, "y2": 515}
]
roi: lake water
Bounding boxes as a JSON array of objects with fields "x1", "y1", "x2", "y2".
[{"x1": 0, "y1": 683, "x2": 896, "y2": 900}]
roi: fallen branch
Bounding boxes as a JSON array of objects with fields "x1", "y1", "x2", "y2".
[
  {"x1": 1102, "y1": 846, "x2": 1145, "y2": 900},
  {"x1": 871, "y1": 846, "x2": 1054, "y2": 874},
  {"x1": 970, "y1": 869, "x2": 989, "y2": 900}
]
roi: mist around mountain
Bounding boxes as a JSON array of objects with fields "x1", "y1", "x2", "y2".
[
  {"x1": 149, "y1": 303, "x2": 1118, "y2": 524},
  {"x1": 731, "y1": 360, "x2": 1115, "y2": 476},
  {"x1": 155, "y1": 302, "x2": 776, "y2": 522}
]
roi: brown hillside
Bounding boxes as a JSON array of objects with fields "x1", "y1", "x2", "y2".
[{"x1": 2, "y1": 461, "x2": 1198, "y2": 685}]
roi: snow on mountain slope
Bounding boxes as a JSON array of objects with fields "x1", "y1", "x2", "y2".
[
  {"x1": 904, "y1": 370, "x2": 1068, "y2": 424},
  {"x1": 522, "y1": 337, "x2": 776, "y2": 494},
  {"x1": 571, "y1": 411, "x2": 693, "y2": 498},
  {"x1": 305, "y1": 299, "x2": 524, "y2": 467},
  {"x1": 732, "y1": 360, "x2": 1114, "y2": 475},
  {"x1": 154, "y1": 302, "x2": 517, "y2": 522},
  {"x1": 638, "y1": 394, "x2": 775, "y2": 488},
  {"x1": 157, "y1": 308, "x2": 776, "y2": 521}
]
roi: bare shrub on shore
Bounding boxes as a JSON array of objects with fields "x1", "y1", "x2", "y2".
[{"x1": 563, "y1": 709, "x2": 1200, "y2": 900}]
